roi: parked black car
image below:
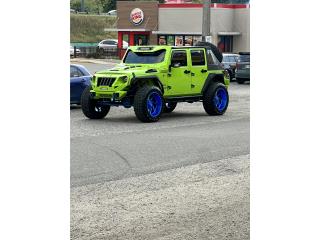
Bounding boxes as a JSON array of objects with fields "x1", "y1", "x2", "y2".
[{"x1": 235, "y1": 52, "x2": 250, "y2": 84}]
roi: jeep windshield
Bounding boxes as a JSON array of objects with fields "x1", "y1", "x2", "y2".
[{"x1": 124, "y1": 49, "x2": 166, "y2": 64}]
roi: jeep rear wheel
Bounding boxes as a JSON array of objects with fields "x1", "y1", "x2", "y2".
[
  {"x1": 203, "y1": 82, "x2": 229, "y2": 115},
  {"x1": 163, "y1": 102, "x2": 177, "y2": 113},
  {"x1": 134, "y1": 85, "x2": 164, "y2": 122},
  {"x1": 81, "y1": 86, "x2": 110, "y2": 119}
]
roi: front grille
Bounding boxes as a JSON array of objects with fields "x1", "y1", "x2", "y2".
[{"x1": 97, "y1": 77, "x2": 116, "y2": 87}]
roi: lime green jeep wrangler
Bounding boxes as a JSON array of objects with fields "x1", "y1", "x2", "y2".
[{"x1": 81, "y1": 43, "x2": 230, "y2": 122}]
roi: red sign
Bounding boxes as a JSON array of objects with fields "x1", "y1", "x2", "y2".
[{"x1": 130, "y1": 8, "x2": 144, "y2": 25}]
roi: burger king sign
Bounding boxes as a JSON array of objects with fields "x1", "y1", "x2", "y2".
[{"x1": 130, "y1": 8, "x2": 144, "y2": 25}]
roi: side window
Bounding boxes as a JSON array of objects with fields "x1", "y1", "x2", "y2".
[
  {"x1": 191, "y1": 50, "x2": 205, "y2": 66},
  {"x1": 70, "y1": 66, "x2": 83, "y2": 77},
  {"x1": 207, "y1": 49, "x2": 220, "y2": 65},
  {"x1": 207, "y1": 50, "x2": 215, "y2": 65},
  {"x1": 106, "y1": 40, "x2": 116, "y2": 45},
  {"x1": 102, "y1": 41, "x2": 108, "y2": 44},
  {"x1": 171, "y1": 50, "x2": 187, "y2": 67},
  {"x1": 224, "y1": 56, "x2": 230, "y2": 62}
]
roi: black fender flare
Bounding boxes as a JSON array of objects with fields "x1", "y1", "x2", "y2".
[
  {"x1": 129, "y1": 75, "x2": 164, "y2": 94},
  {"x1": 201, "y1": 73, "x2": 225, "y2": 94}
]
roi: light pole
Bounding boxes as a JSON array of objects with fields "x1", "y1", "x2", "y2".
[
  {"x1": 81, "y1": 0, "x2": 84, "y2": 12},
  {"x1": 202, "y1": 0, "x2": 211, "y2": 42}
]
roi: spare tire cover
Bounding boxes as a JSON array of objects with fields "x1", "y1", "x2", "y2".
[{"x1": 195, "y1": 41, "x2": 223, "y2": 63}]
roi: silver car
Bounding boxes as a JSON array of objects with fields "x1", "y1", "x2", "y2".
[
  {"x1": 70, "y1": 45, "x2": 81, "y2": 57},
  {"x1": 98, "y1": 39, "x2": 128, "y2": 50},
  {"x1": 106, "y1": 10, "x2": 117, "y2": 16}
]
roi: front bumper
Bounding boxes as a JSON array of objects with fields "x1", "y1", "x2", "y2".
[{"x1": 91, "y1": 89, "x2": 127, "y2": 101}]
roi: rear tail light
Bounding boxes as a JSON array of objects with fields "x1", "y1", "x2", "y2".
[{"x1": 236, "y1": 63, "x2": 239, "y2": 69}]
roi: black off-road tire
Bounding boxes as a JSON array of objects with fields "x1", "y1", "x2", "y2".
[
  {"x1": 81, "y1": 86, "x2": 110, "y2": 119},
  {"x1": 195, "y1": 41, "x2": 223, "y2": 63},
  {"x1": 133, "y1": 85, "x2": 164, "y2": 122},
  {"x1": 163, "y1": 102, "x2": 177, "y2": 113},
  {"x1": 203, "y1": 82, "x2": 229, "y2": 115}
]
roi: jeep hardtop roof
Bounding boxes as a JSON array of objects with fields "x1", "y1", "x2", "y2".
[{"x1": 128, "y1": 45, "x2": 209, "y2": 52}]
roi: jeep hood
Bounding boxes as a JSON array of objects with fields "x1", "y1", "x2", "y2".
[{"x1": 95, "y1": 64, "x2": 161, "y2": 76}]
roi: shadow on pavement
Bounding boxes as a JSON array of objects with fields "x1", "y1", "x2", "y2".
[{"x1": 78, "y1": 111, "x2": 213, "y2": 124}]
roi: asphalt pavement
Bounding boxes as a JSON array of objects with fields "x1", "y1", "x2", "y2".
[{"x1": 70, "y1": 61, "x2": 250, "y2": 240}]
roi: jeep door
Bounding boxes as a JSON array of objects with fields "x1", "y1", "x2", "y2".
[
  {"x1": 166, "y1": 50, "x2": 192, "y2": 96},
  {"x1": 189, "y1": 49, "x2": 208, "y2": 94}
]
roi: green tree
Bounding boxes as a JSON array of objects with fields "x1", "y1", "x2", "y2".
[
  {"x1": 70, "y1": 0, "x2": 107, "y2": 13},
  {"x1": 96, "y1": 0, "x2": 116, "y2": 13}
]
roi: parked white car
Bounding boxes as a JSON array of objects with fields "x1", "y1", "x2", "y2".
[
  {"x1": 98, "y1": 39, "x2": 128, "y2": 50},
  {"x1": 70, "y1": 45, "x2": 81, "y2": 56},
  {"x1": 106, "y1": 10, "x2": 117, "y2": 16}
]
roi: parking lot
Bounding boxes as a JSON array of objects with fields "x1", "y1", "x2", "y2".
[{"x1": 71, "y1": 61, "x2": 250, "y2": 239}]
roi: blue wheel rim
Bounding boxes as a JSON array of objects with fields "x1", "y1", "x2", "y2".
[
  {"x1": 213, "y1": 87, "x2": 228, "y2": 112},
  {"x1": 147, "y1": 92, "x2": 162, "y2": 117}
]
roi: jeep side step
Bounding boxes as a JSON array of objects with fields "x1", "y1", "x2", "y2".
[{"x1": 165, "y1": 95, "x2": 203, "y2": 103}]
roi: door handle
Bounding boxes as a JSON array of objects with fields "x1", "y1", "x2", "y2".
[
  {"x1": 81, "y1": 79, "x2": 86, "y2": 82},
  {"x1": 191, "y1": 72, "x2": 195, "y2": 76},
  {"x1": 201, "y1": 69, "x2": 207, "y2": 73},
  {"x1": 184, "y1": 70, "x2": 190, "y2": 74}
]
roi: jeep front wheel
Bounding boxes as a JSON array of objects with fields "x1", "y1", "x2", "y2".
[
  {"x1": 203, "y1": 83, "x2": 229, "y2": 115},
  {"x1": 163, "y1": 102, "x2": 177, "y2": 113},
  {"x1": 81, "y1": 86, "x2": 110, "y2": 119},
  {"x1": 134, "y1": 85, "x2": 164, "y2": 122}
]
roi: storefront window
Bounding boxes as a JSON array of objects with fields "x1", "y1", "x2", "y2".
[
  {"x1": 193, "y1": 36, "x2": 202, "y2": 46},
  {"x1": 134, "y1": 34, "x2": 149, "y2": 46},
  {"x1": 157, "y1": 35, "x2": 202, "y2": 46},
  {"x1": 218, "y1": 36, "x2": 233, "y2": 53},
  {"x1": 122, "y1": 34, "x2": 129, "y2": 47},
  {"x1": 184, "y1": 36, "x2": 193, "y2": 46},
  {"x1": 175, "y1": 36, "x2": 183, "y2": 46},
  {"x1": 167, "y1": 36, "x2": 175, "y2": 46},
  {"x1": 158, "y1": 36, "x2": 166, "y2": 45}
]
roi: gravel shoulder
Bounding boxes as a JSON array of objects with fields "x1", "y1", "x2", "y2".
[{"x1": 71, "y1": 154, "x2": 249, "y2": 240}]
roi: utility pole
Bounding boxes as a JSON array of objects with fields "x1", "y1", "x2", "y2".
[
  {"x1": 81, "y1": 0, "x2": 85, "y2": 12},
  {"x1": 202, "y1": 0, "x2": 211, "y2": 42}
]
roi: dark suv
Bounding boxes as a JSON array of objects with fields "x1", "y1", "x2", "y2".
[{"x1": 235, "y1": 52, "x2": 250, "y2": 84}]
